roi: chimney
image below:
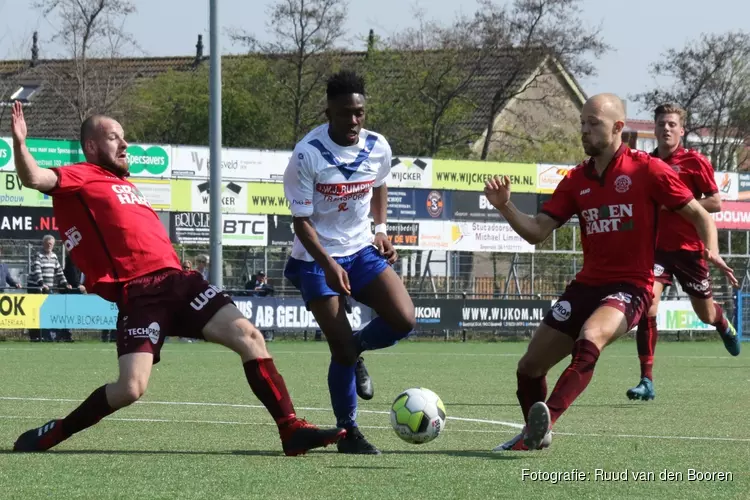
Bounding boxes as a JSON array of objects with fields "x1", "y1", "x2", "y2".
[
  {"x1": 194, "y1": 34, "x2": 204, "y2": 67},
  {"x1": 366, "y1": 29, "x2": 375, "y2": 60},
  {"x1": 30, "y1": 31, "x2": 39, "y2": 67}
]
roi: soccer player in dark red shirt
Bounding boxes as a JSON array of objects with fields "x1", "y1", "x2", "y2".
[
  {"x1": 483, "y1": 94, "x2": 737, "y2": 452},
  {"x1": 8, "y1": 101, "x2": 345, "y2": 455},
  {"x1": 625, "y1": 103, "x2": 739, "y2": 402}
]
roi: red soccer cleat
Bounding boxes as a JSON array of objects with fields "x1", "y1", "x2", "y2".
[{"x1": 279, "y1": 418, "x2": 347, "y2": 456}]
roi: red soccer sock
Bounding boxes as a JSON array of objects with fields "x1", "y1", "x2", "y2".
[
  {"x1": 516, "y1": 371, "x2": 547, "y2": 424},
  {"x1": 546, "y1": 339, "x2": 600, "y2": 425},
  {"x1": 712, "y1": 303, "x2": 729, "y2": 332},
  {"x1": 636, "y1": 316, "x2": 658, "y2": 381},
  {"x1": 61, "y1": 385, "x2": 116, "y2": 437},
  {"x1": 243, "y1": 358, "x2": 296, "y2": 427}
]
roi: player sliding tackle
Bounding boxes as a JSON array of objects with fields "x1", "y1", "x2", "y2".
[
  {"x1": 9, "y1": 101, "x2": 346, "y2": 455},
  {"x1": 483, "y1": 93, "x2": 738, "y2": 451},
  {"x1": 625, "y1": 103, "x2": 739, "y2": 403}
]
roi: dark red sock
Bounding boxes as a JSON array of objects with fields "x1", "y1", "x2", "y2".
[
  {"x1": 243, "y1": 358, "x2": 296, "y2": 426},
  {"x1": 712, "y1": 303, "x2": 728, "y2": 332},
  {"x1": 636, "y1": 316, "x2": 657, "y2": 381},
  {"x1": 516, "y1": 371, "x2": 547, "y2": 424},
  {"x1": 546, "y1": 339, "x2": 600, "y2": 425},
  {"x1": 61, "y1": 385, "x2": 116, "y2": 437}
]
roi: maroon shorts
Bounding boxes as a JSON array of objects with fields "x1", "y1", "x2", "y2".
[
  {"x1": 543, "y1": 281, "x2": 652, "y2": 340},
  {"x1": 653, "y1": 249, "x2": 712, "y2": 299},
  {"x1": 116, "y1": 269, "x2": 234, "y2": 364}
]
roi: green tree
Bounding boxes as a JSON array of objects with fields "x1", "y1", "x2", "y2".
[
  {"x1": 633, "y1": 31, "x2": 750, "y2": 171},
  {"x1": 123, "y1": 58, "x2": 291, "y2": 149},
  {"x1": 230, "y1": 0, "x2": 348, "y2": 145},
  {"x1": 487, "y1": 131, "x2": 584, "y2": 164}
]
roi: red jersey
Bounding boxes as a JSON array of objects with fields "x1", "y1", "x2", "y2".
[
  {"x1": 44, "y1": 163, "x2": 181, "y2": 302},
  {"x1": 651, "y1": 147, "x2": 717, "y2": 252},
  {"x1": 541, "y1": 144, "x2": 694, "y2": 292}
]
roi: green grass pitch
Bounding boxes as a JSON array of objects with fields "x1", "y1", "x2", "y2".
[{"x1": 0, "y1": 340, "x2": 747, "y2": 499}]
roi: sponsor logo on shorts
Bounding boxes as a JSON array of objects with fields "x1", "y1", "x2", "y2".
[
  {"x1": 686, "y1": 280, "x2": 710, "y2": 293},
  {"x1": 654, "y1": 264, "x2": 664, "y2": 277},
  {"x1": 614, "y1": 175, "x2": 632, "y2": 194},
  {"x1": 127, "y1": 322, "x2": 161, "y2": 344},
  {"x1": 551, "y1": 300, "x2": 571, "y2": 322},
  {"x1": 604, "y1": 292, "x2": 632, "y2": 304},
  {"x1": 190, "y1": 284, "x2": 224, "y2": 311}
]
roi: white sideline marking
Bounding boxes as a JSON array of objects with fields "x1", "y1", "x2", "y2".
[
  {"x1": 0, "y1": 396, "x2": 521, "y2": 428},
  {"x1": 1, "y1": 396, "x2": 748, "y2": 443},
  {"x1": 0, "y1": 346, "x2": 741, "y2": 360}
]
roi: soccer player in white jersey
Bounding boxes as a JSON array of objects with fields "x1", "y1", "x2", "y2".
[{"x1": 283, "y1": 71, "x2": 416, "y2": 454}]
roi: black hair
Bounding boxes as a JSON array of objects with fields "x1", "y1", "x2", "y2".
[{"x1": 326, "y1": 70, "x2": 366, "y2": 100}]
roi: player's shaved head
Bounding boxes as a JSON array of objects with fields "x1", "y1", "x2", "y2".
[
  {"x1": 80, "y1": 114, "x2": 108, "y2": 145},
  {"x1": 582, "y1": 93, "x2": 626, "y2": 123},
  {"x1": 580, "y1": 93, "x2": 626, "y2": 158}
]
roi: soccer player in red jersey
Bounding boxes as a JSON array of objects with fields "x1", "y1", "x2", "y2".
[
  {"x1": 483, "y1": 94, "x2": 738, "y2": 451},
  {"x1": 626, "y1": 103, "x2": 740, "y2": 402},
  {"x1": 8, "y1": 101, "x2": 346, "y2": 455}
]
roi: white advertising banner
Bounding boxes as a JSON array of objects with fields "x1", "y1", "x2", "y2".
[
  {"x1": 387, "y1": 156, "x2": 433, "y2": 189},
  {"x1": 417, "y1": 220, "x2": 535, "y2": 253},
  {"x1": 537, "y1": 164, "x2": 575, "y2": 193},
  {"x1": 171, "y1": 145, "x2": 290, "y2": 182},
  {"x1": 655, "y1": 300, "x2": 714, "y2": 331},
  {"x1": 715, "y1": 172, "x2": 738, "y2": 200}
]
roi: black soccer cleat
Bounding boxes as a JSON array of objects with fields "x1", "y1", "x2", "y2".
[
  {"x1": 354, "y1": 357, "x2": 374, "y2": 400},
  {"x1": 13, "y1": 419, "x2": 68, "y2": 452},
  {"x1": 337, "y1": 426, "x2": 381, "y2": 455}
]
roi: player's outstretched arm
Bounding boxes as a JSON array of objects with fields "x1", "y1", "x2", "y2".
[
  {"x1": 676, "y1": 199, "x2": 738, "y2": 287},
  {"x1": 484, "y1": 175, "x2": 558, "y2": 244},
  {"x1": 10, "y1": 101, "x2": 58, "y2": 192}
]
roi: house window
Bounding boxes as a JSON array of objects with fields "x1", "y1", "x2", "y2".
[{"x1": 10, "y1": 85, "x2": 39, "y2": 102}]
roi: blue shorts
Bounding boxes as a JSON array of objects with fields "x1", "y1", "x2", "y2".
[{"x1": 284, "y1": 245, "x2": 389, "y2": 306}]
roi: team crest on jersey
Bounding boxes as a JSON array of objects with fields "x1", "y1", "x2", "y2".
[
  {"x1": 670, "y1": 164, "x2": 681, "y2": 173},
  {"x1": 426, "y1": 191, "x2": 444, "y2": 218},
  {"x1": 614, "y1": 175, "x2": 632, "y2": 193},
  {"x1": 654, "y1": 264, "x2": 664, "y2": 277}
]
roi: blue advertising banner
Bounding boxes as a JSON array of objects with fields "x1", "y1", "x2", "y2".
[
  {"x1": 383, "y1": 188, "x2": 452, "y2": 220},
  {"x1": 232, "y1": 297, "x2": 372, "y2": 330},
  {"x1": 26, "y1": 295, "x2": 374, "y2": 331}
]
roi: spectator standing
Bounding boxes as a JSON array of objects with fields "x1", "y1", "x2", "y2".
[
  {"x1": 0, "y1": 248, "x2": 21, "y2": 290},
  {"x1": 28, "y1": 235, "x2": 70, "y2": 342}
]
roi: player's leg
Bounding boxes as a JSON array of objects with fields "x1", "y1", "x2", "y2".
[
  {"x1": 13, "y1": 352, "x2": 153, "y2": 452},
  {"x1": 306, "y1": 296, "x2": 380, "y2": 454},
  {"x1": 282, "y1": 255, "x2": 377, "y2": 454},
  {"x1": 349, "y1": 248, "x2": 416, "y2": 354},
  {"x1": 525, "y1": 286, "x2": 648, "y2": 450},
  {"x1": 201, "y1": 301, "x2": 346, "y2": 456},
  {"x1": 675, "y1": 253, "x2": 740, "y2": 356},
  {"x1": 349, "y1": 250, "x2": 416, "y2": 401},
  {"x1": 493, "y1": 322, "x2": 574, "y2": 451},
  {"x1": 626, "y1": 281, "x2": 663, "y2": 401}
]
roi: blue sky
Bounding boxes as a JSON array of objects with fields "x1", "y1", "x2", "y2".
[{"x1": 0, "y1": 0, "x2": 747, "y2": 119}]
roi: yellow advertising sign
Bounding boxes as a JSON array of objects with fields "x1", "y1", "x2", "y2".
[
  {"x1": 0, "y1": 294, "x2": 45, "y2": 329},
  {"x1": 246, "y1": 182, "x2": 289, "y2": 215},
  {"x1": 432, "y1": 160, "x2": 537, "y2": 192}
]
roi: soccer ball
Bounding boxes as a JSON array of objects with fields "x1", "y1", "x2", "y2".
[{"x1": 390, "y1": 387, "x2": 446, "y2": 444}]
